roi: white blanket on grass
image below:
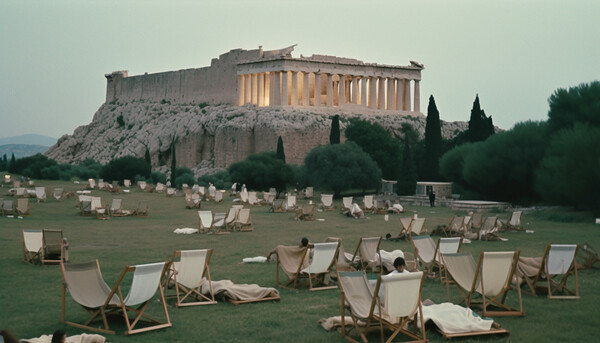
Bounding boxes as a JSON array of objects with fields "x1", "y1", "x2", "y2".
[
  {"x1": 201, "y1": 279, "x2": 279, "y2": 301},
  {"x1": 173, "y1": 228, "x2": 198, "y2": 234},
  {"x1": 420, "y1": 303, "x2": 494, "y2": 333},
  {"x1": 21, "y1": 333, "x2": 105, "y2": 343}
]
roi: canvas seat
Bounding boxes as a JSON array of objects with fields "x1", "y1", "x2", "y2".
[
  {"x1": 438, "y1": 216, "x2": 465, "y2": 237},
  {"x1": 321, "y1": 194, "x2": 335, "y2": 211},
  {"x1": 517, "y1": 244, "x2": 579, "y2": 299},
  {"x1": 214, "y1": 190, "x2": 225, "y2": 203},
  {"x1": 502, "y1": 211, "x2": 524, "y2": 231},
  {"x1": 53, "y1": 187, "x2": 64, "y2": 201},
  {"x1": 373, "y1": 200, "x2": 387, "y2": 214},
  {"x1": 297, "y1": 242, "x2": 339, "y2": 290},
  {"x1": 17, "y1": 198, "x2": 30, "y2": 216},
  {"x1": 470, "y1": 213, "x2": 483, "y2": 230},
  {"x1": 2, "y1": 199, "x2": 15, "y2": 216},
  {"x1": 410, "y1": 235, "x2": 438, "y2": 277},
  {"x1": 270, "y1": 199, "x2": 285, "y2": 213},
  {"x1": 109, "y1": 198, "x2": 126, "y2": 216},
  {"x1": 303, "y1": 186, "x2": 313, "y2": 199},
  {"x1": 123, "y1": 179, "x2": 131, "y2": 188},
  {"x1": 350, "y1": 237, "x2": 382, "y2": 273},
  {"x1": 133, "y1": 201, "x2": 149, "y2": 217},
  {"x1": 198, "y1": 210, "x2": 214, "y2": 233},
  {"x1": 225, "y1": 205, "x2": 243, "y2": 232},
  {"x1": 236, "y1": 208, "x2": 253, "y2": 231},
  {"x1": 62, "y1": 260, "x2": 172, "y2": 335},
  {"x1": 479, "y1": 217, "x2": 502, "y2": 240},
  {"x1": 167, "y1": 249, "x2": 217, "y2": 307},
  {"x1": 248, "y1": 191, "x2": 261, "y2": 205},
  {"x1": 212, "y1": 212, "x2": 227, "y2": 234},
  {"x1": 42, "y1": 229, "x2": 68, "y2": 264},
  {"x1": 239, "y1": 189, "x2": 249, "y2": 203},
  {"x1": 336, "y1": 271, "x2": 381, "y2": 343},
  {"x1": 35, "y1": 187, "x2": 46, "y2": 202},
  {"x1": 341, "y1": 197, "x2": 353, "y2": 214},
  {"x1": 137, "y1": 181, "x2": 147, "y2": 191},
  {"x1": 87, "y1": 179, "x2": 96, "y2": 189},
  {"x1": 442, "y1": 251, "x2": 524, "y2": 317},
  {"x1": 295, "y1": 203, "x2": 316, "y2": 221},
  {"x1": 362, "y1": 195, "x2": 374, "y2": 212},
  {"x1": 326, "y1": 237, "x2": 355, "y2": 272},
  {"x1": 274, "y1": 245, "x2": 310, "y2": 289},
  {"x1": 23, "y1": 229, "x2": 43, "y2": 264},
  {"x1": 285, "y1": 195, "x2": 297, "y2": 212}
]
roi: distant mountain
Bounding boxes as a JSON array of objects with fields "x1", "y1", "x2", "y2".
[
  {"x1": 0, "y1": 144, "x2": 49, "y2": 158},
  {"x1": 0, "y1": 134, "x2": 57, "y2": 146}
]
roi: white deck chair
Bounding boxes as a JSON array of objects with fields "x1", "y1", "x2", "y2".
[
  {"x1": 321, "y1": 193, "x2": 335, "y2": 211},
  {"x1": 263, "y1": 192, "x2": 275, "y2": 205},
  {"x1": 351, "y1": 237, "x2": 382, "y2": 272},
  {"x1": 123, "y1": 179, "x2": 131, "y2": 188},
  {"x1": 212, "y1": 213, "x2": 227, "y2": 234},
  {"x1": 198, "y1": 211, "x2": 214, "y2": 233},
  {"x1": 443, "y1": 251, "x2": 524, "y2": 317},
  {"x1": 166, "y1": 187, "x2": 176, "y2": 196},
  {"x1": 363, "y1": 195, "x2": 374, "y2": 212},
  {"x1": 35, "y1": 187, "x2": 46, "y2": 202},
  {"x1": 409, "y1": 218, "x2": 427, "y2": 236},
  {"x1": 411, "y1": 235, "x2": 437, "y2": 276},
  {"x1": 377, "y1": 272, "x2": 427, "y2": 343},
  {"x1": 239, "y1": 189, "x2": 249, "y2": 203},
  {"x1": 214, "y1": 190, "x2": 225, "y2": 203},
  {"x1": 479, "y1": 217, "x2": 501, "y2": 240},
  {"x1": 105, "y1": 262, "x2": 172, "y2": 335},
  {"x1": 23, "y1": 229, "x2": 43, "y2": 264},
  {"x1": 109, "y1": 198, "x2": 123, "y2": 216},
  {"x1": 298, "y1": 242, "x2": 339, "y2": 291},
  {"x1": 248, "y1": 191, "x2": 260, "y2": 205},
  {"x1": 303, "y1": 186, "x2": 313, "y2": 199},
  {"x1": 437, "y1": 237, "x2": 463, "y2": 283},
  {"x1": 53, "y1": 188, "x2": 64, "y2": 201},
  {"x1": 519, "y1": 244, "x2": 579, "y2": 299},
  {"x1": 342, "y1": 197, "x2": 353, "y2": 213},
  {"x1": 285, "y1": 195, "x2": 297, "y2": 211},
  {"x1": 225, "y1": 206, "x2": 243, "y2": 231},
  {"x1": 236, "y1": 208, "x2": 253, "y2": 231},
  {"x1": 503, "y1": 211, "x2": 523, "y2": 231},
  {"x1": 168, "y1": 249, "x2": 217, "y2": 307},
  {"x1": 337, "y1": 271, "x2": 381, "y2": 343}
]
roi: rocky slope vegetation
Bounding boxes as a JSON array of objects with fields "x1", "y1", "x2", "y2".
[{"x1": 46, "y1": 100, "x2": 468, "y2": 176}]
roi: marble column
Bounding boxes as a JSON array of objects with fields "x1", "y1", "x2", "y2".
[
  {"x1": 413, "y1": 80, "x2": 420, "y2": 112},
  {"x1": 377, "y1": 77, "x2": 385, "y2": 109},
  {"x1": 238, "y1": 75, "x2": 245, "y2": 106},
  {"x1": 338, "y1": 75, "x2": 346, "y2": 107},
  {"x1": 369, "y1": 76, "x2": 377, "y2": 108},
  {"x1": 303, "y1": 72, "x2": 310, "y2": 106},
  {"x1": 352, "y1": 76, "x2": 359, "y2": 104},
  {"x1": 264, "y1": 72, "x2": 270, "y2": 106},
  {"x1": 290, "y1": 71, "x2": 298, "y2": 106},
  {"x1": 403, "y1": 79, "x2": 412, "y2": 111},
  {"x1": 257, "y1": 73, "x2": 265, "y2": 107},
  {"x1": 251, "y1": 73, "x2": 258, "y2": 105},
  {"x1": 272, "y1": 71, "x2": 281, "y2": 106},
  {"x1": 245, "y1": 74, "x2": 252, "y2": 104},
  {"x1": 326, "y1": 74, "x2": 334, "y2": 107},
  {"x1": 386, "y1": 77, "x2": 395, "y2": 110},
  {"x1": 281, "y1": 71, "x2": 289, "y2": 106},
  {"x1": 361, "y1": 76, "x2": 367, "y2": 107},
  {"x1": 314, "y1": 73, "x2": 322, "y2": 107},
  {"x1": 395, "y1": 79, "x2": 401, "y2": 110}
]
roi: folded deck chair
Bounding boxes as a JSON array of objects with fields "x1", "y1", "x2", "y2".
[
  {"x1": 225, "y1": 206, "x2": 243, "y2": 231},
  {"x1": 376, "y1": 271, "x2": 427, "y2": 343},
  {"x1": 35, "y1": 187, "x2": 46, "y2": 202},
  {"x1": 358, "y1": 196, "x2": 371, "y2": 213},
  {"x1": 270, "y1": 199, "x2": 285, "y2": 213},
  {"x1": 212, "y1": 212, "x2": 228, "y2": 234},
  {"x1": 248, "y1": 191, "x2": 261, "y2": 205},
  {"x1": 303, "y1": 186, "x2": 313, "y2": 199},
  {"x1": 167, "y1": 249, "x2": 217, "y2": 307},
  {"x1": 53, "y1": 187, "x2": 64, "y2": 201},
  {"x1": 518, "y1": 244, "x2": 579, "y2": 299},
  {"x1": 236, "y1": 208, "x2": 253, "y2": 231},
  {"x1": 479, "y1": 217, "x2": 502, "y2": 240},
  {"x1": 337, "y1": 271, "x2": 382, "y2": 343},
  {"x1": 2, "y1": 199, "x2": 15, "y2": 216},
  {"x1": 104, "y1": 261, "x2": 171, "y2": 335},
  {"x1": 443, "y1": 251, "x2": 524, "y2": 317},
  {"x1": 295, "y1": 203, "x2": 316, "y2": 221},
  {"x1": 274, "y1": 245, "x2": 310, "y2": 289},
  {"x1": 285, "y1": 195, "x2": 297, "y2": 212},
  {"x1": 341, "y1": 197, "x2": 353, "y2": 214},
  {"x1": 42, "y1": 229, "x2": 68, "y2": 264},
  {"x1": 296, "y1": 242, "x2": 339, "y2": 291},
  {"x1": 351, "y1": 237, "x2": 382, "y2": 273},
  {"x1": 23, "y1": 229, "x2": 43, "y2": 264},
  {"x1": 502, "y1": 211, "x2": 524, "y2": 231},
  {"x1": 133, "y1": 201, "x2": 149, "y2": 217},
  {"x1": 17, "y1": 198, "x2": 30, "y2": 216},
  {"x1": 321, "y1": 193, "x2": 335, "y2": 211},
  {"x1": 198, "y1": 211, "x2": 214, "y2": 234}
]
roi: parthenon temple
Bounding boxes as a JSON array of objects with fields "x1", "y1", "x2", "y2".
[{"x1": 105, "y1": 45, "x2": 424, "y2": 114}]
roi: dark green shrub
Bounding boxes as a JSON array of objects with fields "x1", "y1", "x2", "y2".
[
  {"x1": 198, "y1": 171, "x2": 230, "y2": 190},
  {"x1": 100, "y1": 156, "x2": 151, "y2": 182},
  {"x1": 150, "y1": 171, "x2": 166, "y2": 185},
  {"x1": 228, "y1": 152, "x2": 294, "y2": 192},
  {"x1": 175, "y1": 173, "x2": 195, "y2": 190}
]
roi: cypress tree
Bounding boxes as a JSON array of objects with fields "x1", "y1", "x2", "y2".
[
  {"x1": 144, "y1": 147, "x2": 151, "y2": 165},
  {"x1": 276, "y1": 136, "x2": 286, "y2": 163},
  {"x1": 468, "y1": 94, "x2": 494, "y2": 142},
  {"x1": 397, "y1": 124, "x2": 418, "y2": 195},
  {"x1": 170, "y1": 138, "x2": 177, "y2": 178},
  {"x1": 330, "y1": 115, "x2": 340, "y2": 144},
  {"x1": 8, "y1": 153, "x2": 16, "y2": 173},
  {"x1": 0, "y1": 154, "x2": 6, "y2": 171},
  {"x1": 424, "y1": 95, "x2": 442, "y2": 180}
]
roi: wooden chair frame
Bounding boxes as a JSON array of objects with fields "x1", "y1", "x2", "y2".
[
  {"x1": 522, "y1": 244, "x2": 580, "y2": 299},
  {"x1": 166, "y1": 249, "x2": 217, "y2": 307}
]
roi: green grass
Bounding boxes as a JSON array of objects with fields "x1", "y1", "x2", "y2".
[{"x1": 1, "y1": 178, "x2": 599, "y2": 342}]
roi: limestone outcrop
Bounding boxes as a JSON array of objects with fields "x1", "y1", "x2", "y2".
[{"x1": 46, "y1": 101, "x2": 468, "y2": 176}]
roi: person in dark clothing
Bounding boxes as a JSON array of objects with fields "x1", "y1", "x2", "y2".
[{"x1": 429, "y1": 191, "x2": 436, "y2": 207}]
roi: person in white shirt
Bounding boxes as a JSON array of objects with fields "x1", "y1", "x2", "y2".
[{"x1": 389, "y1": 257, "x2": 410, "y2": 275}]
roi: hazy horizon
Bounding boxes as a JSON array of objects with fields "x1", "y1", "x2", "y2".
[{"x1": 1, "y1": 0, "x2": 599, "y2": 138}]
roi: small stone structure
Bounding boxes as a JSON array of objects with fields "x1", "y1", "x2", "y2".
[
  {"x1": 105, "y1": 45, "x2": 424, "y2": 113},
  {"x1": 415, "y1": 182, "x2": 453, "y2": 198}
]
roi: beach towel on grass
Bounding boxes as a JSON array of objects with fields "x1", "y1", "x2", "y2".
[{"x1": 21, "y1": 333, "x2": 105, "y2": 343}]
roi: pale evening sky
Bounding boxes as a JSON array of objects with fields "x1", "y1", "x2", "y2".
[{"x1": 1, "y1": 0, "x2": 598, "y2": 140}]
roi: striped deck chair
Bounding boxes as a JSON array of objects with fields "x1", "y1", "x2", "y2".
[{"x1": 167, "y1": 249, "x2": 217, "y2": 307}]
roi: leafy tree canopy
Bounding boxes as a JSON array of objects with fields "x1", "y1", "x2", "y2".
[
  {"x1": 228, "y1": 151, "x2": 294, "y2": 192},
  {"x1": 547, "y1": 81, "x2": 600, "y2": 134},
  {"x1": 100, "y1": 156, "x2": 151, "y2": 182}
]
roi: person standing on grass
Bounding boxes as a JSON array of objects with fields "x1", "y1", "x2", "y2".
[{"x1": 429, "y1": 191, "x2": 436, "y2": 207}]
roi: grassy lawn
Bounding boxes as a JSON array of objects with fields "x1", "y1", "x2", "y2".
[{"x1": 1, "y1": 177, "x2": 599, "y2": 342}]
